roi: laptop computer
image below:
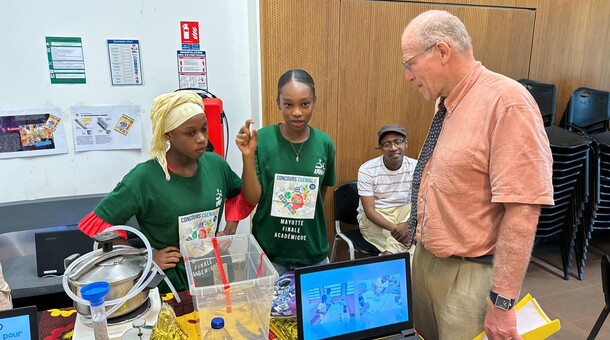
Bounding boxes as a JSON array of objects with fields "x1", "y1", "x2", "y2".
[
  {"x1": 0, "y1": 305, "x2": 38, "y2": 340},
  {"x1": 295, "y1": 252, "x2": 417, "y2": 340},
  {"x1": 35, "y1": 228, "x2": 95, "y2": 277}
]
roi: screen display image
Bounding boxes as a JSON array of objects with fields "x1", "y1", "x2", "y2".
[
  {"x1": 0, "y1": 314, "x2": 32, "y2": 340},
  {"x1": 298, "y1": 258, "x2": 410, "y2": 339}
]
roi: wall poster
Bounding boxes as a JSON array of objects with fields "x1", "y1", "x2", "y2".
[
  {"x1": 107, "y1": 39, "x2": 143, "y2": 86},
  {"x1": 0, "y1": 109, "x2": 68, "y2": 159},
  {"x1": 177, "y1": 50, "x2": 207, "y2": 90},
  {"x1": 45, "y1": 36, "x2": 86, "y2": 84},
  {"x1": 72, "y1": 105, "x2": 142, "y2": 152}
]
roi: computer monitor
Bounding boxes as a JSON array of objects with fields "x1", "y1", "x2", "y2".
[
  {"x1": 295, "y1": 253, "x2": 415, "y2": 340},
  {"x1": 35, "y1": 228, "x2": 95, "y2": 276},
  {"x1": 0, "y1": 305, "x2": 39, "y2": 340}
]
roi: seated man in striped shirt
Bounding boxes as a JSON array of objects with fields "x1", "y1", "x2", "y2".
[{"x1": 357, "y1": 124, "x2": 416, "y2": 255}]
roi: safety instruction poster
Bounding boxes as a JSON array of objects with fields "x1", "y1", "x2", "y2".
[
  {"x1": 45, "y1": 36, "x2": 86, "y2": 84},
  {"x1": 0, "y1": 109, "x2": 68, "y2": 159},
  {"x1": 177, "y1": 50, "x2": 207, "y2": 90},
  {"x1": 107, "y1": 39, "x2": 143, "y2": 85},
  {"x1": 71, "y1": 105, "x2": 142, "y2": 152}
]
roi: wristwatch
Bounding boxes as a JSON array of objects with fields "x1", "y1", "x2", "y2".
[{"x1": 489, "y1": 291, "x2": 515, "y2": 311}]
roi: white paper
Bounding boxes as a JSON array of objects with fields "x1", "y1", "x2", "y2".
[
  {"x1": 515, "y1": 299, "x2": 550, "y2": 335},
  {"x1": 71, "y1": 105, "x2": 142, "y2": 152},
  {"x1": 0, "y1": 108, "x2": 68, "y2": 159}
]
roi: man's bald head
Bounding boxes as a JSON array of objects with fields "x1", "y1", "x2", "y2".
[{"x1": 403, "y1": 10, "x2": 472, "y2": 55}]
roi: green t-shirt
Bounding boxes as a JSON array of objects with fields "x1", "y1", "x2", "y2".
[
  {"x1": 253, "y1": 125, "x2": 336, "y2": 265},
  {"x1": 94, "y1": 152, "x2": 242, "y2": 293}
]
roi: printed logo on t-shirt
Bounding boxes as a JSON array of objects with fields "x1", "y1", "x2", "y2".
[
  {"x1": 314, "y1": 159, "x2": 326, "y2": 176},
  {"x1": 271, "y1": 173, "x2": 319, "y2": 219},
  {"x1": 178, "y1": 208, "x2": 220, "y2": 246},
  {"x1": 215, "y1": 189, "x2": 223, "y2": 207}
]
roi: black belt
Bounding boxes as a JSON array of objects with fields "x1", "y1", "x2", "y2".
[{"x1": 449, "y1": 254, "x2": 494, "y2": 265}]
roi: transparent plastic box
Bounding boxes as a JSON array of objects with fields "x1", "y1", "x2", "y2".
[{"x1": 182, "y1": 234, "x2": 279, "y2": 339}]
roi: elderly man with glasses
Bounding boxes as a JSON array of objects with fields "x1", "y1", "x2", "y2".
[
  {"x1": 401, "y1": 10, "x2": 553, "y2": 340},
  {"x1": 357, "y1": 124, "x2": 417, "y2": 256}
]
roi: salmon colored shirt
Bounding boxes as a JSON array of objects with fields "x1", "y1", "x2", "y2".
[{"x1": 415, "y1": 62, "x2": 554, "y2": 258}]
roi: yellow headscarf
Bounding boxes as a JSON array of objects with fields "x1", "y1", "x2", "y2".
[{"x1": 149, "y1": 91, "x2": 205, "y2": 181}]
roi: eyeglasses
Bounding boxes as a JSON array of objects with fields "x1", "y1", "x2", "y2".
[
  {"x1": 379, "y1": 139, "x2": 405, "y2": 150},
  {"x1": 401, "y1": 44, "x2": 436, "y2": 71}
]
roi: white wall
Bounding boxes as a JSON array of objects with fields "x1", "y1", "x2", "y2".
[{"x1": 0, "y1": 0, "x2": 261, "y2": 206}]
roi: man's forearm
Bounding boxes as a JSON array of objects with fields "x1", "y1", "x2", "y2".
[
  {"x1": 362, "y1": 207, "x2": 397, "y2": 232},
  {"x1": 360, "y1": 196, "x2": 397, "y2": 232},
  {"x1": 491, "y1": 203, "x2": 541, "y2": 298}
]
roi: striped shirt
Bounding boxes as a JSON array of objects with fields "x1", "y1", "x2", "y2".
[{"x1": 357, "y1": 155, "x2": 417, "y2": 213}]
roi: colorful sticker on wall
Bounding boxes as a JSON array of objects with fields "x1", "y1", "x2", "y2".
[
  {"x1": 45, "y1": 114, "x2": 61, "y2": 133},
  {"x1": 115, "y1": 114, "x2": 135, "y2": 135}
]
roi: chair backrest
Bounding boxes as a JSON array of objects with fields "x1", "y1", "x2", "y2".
[
  {"x1": 560, "y1": 87, "x2": 610, "y2": 135},
  {"x1": 518, "y1": 79, "x2": 557, "y2": 127},
  {"x1": 334, "y1": 181, "x2": 359, "y2": 225}
]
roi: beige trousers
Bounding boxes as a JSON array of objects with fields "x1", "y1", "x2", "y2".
[
  {"x1": 0, "y1": 262, "x2": 12, "y2": 310},
  {"x1": 359, "y1": 204, "x2": 411, "y2": 254},
  {"x1": 412, "y1": 243, "x2": 493, "y2": 340}
]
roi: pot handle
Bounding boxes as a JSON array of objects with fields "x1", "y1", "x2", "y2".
[
  {"x1": 144, "y1": 272, "x2": 166, "y2": 290},
  {"x1": 64, "y1": 253, "x2": 80, "y2": 270}
]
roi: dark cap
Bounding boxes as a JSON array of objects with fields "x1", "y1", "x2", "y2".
[{"x1": 378, "y1": 124, "x2": 406, "y2": 144}]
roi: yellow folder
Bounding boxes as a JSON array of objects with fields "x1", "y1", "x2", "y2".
[{"x1": 473, "y1": 293, "x2": 561, "y2": 340}]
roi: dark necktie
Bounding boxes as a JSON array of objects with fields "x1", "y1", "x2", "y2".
[{"x1": 407, "y1": 98, "x2": 447, "y2": 247}]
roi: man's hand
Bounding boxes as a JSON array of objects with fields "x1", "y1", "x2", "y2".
[
  {"x1": 391, "y1": 222, "x2": 409, "y2": 244},
  {"x1": 484, "y1": 298, "x2": 522, "y2": 340},
  {"x1": 153, "y1": 246, "x2": 181, "y2": 270},
  {"x1": 236, "y1": 119, "x2": 258, "y2": 156}
]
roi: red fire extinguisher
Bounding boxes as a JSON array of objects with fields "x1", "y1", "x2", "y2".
[{"x1": 174, "y1": 88, "x2": 228, "y2": 159}]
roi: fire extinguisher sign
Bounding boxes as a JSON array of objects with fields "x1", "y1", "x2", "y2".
[{"x1": 180, "y1": 21, "x2": 200, "y2": 50}]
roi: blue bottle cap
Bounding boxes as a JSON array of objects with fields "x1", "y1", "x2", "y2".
[
  {"x1": 81, "y1": 281, "x2": 110, "y2": 307},
  {"x1": 211, "y1": 317, "x2": 225, "y2": 329}
]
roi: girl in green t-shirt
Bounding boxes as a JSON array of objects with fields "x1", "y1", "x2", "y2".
[
  {"x1": 79, "y1": 91, "x2": 255, "y2": 293},
  {"x1": 236, "y1": 69, "x2": 336, "y2": 275}
]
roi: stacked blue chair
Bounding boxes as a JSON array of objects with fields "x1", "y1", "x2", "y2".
[
  {"x1": 555, "y1": 87, "x2": 610, "y2": 279},
  {"x1": 560, "y1": 87, "x2": 609, "y2": 135},
  {"x1": 588, "y1": 133, "x2": 610, "y2": 249},
  {"x1": 536, "y1": 127, "x2": 593, "y2": 280},
  {"x1": 518, "y1": 79, "x2": 557, "y2": 127}
]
